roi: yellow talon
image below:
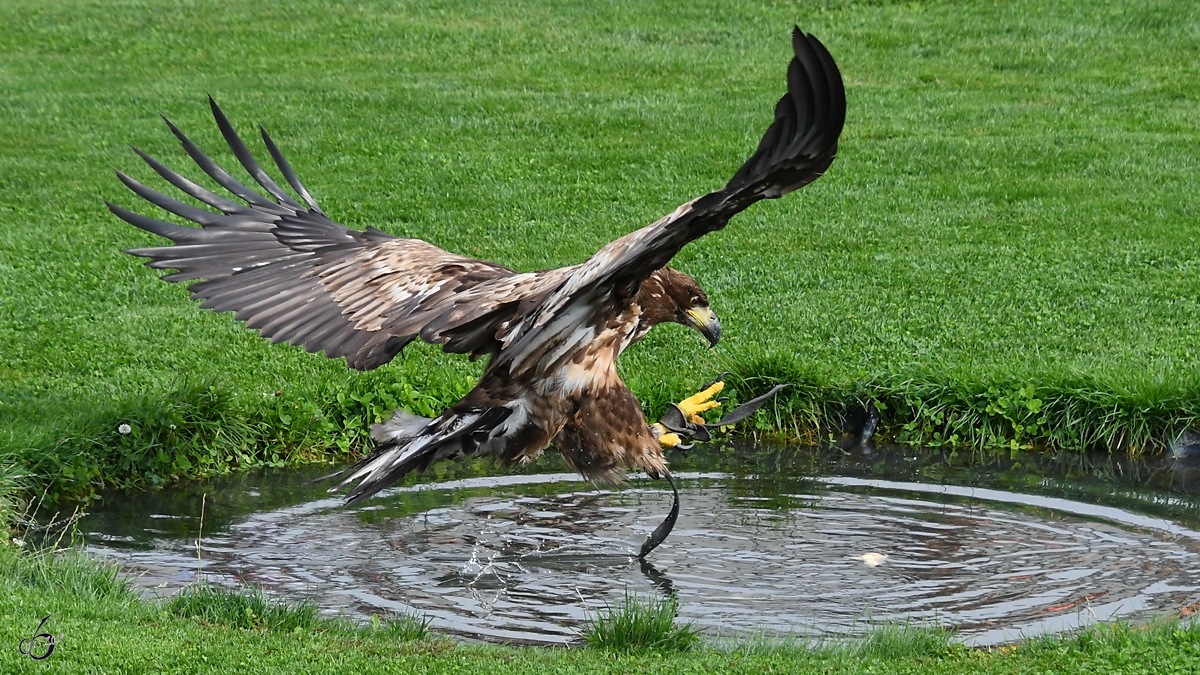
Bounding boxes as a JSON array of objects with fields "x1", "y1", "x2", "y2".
[
  {"x1": 676, "y1": 381, "x2": 725, "y2": 424},
  {"x1": 651, "y1": 423, "x2": 683, "y2": 447}
]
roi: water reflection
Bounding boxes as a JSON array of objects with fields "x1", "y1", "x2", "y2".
[{"x1": 64, "y1": 443, "x2": 1200, "y2": 645}]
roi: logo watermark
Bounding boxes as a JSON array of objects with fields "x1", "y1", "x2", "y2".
[{"x1": 18, "y1": 614, "x2": 59, "y2": 661}]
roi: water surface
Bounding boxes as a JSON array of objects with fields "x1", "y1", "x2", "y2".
[{"x1": 69, "y1": 443, "x2": 1200, "y2": 645}]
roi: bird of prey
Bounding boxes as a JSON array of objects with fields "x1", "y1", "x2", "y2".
[{"x1": 110, "y1": 27, "x2": 845, "y2": 557}]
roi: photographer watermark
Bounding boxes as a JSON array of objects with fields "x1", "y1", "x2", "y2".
[{"x1": 18, "y1": 614, "x2": 60, "y2": 660}]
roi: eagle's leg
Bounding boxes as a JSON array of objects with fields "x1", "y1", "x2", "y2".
[{"x1": 637, "y1": 471, "x2": 679, "y2": 559}]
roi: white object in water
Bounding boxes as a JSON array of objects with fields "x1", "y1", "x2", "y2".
[{"x1": 854, "y1": 552, "x2": 888, "y2": 568}]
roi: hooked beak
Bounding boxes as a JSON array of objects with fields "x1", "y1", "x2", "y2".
[{"x1": 685, "y1": 306, "x2": 722, "y2": 348}]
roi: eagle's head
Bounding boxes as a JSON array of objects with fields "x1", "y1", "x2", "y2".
[{"x1": 635, "y1": 267, "x2": 722, "y2": 348}]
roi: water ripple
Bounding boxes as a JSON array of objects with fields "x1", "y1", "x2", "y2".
[{"x1": 81, "y1": 469, "x2": 1200, "y2": 645}]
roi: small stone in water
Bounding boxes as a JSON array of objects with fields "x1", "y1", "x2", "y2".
[{"x1": 854, "y1": 552, "x2": 887, "y2": 567}]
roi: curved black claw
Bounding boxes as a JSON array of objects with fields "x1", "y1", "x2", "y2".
[
  {"x1": 637, "y1": 472, "x2": 680, "y2": 559},
  {"x1": 702, "y1": 371, "x2": 732, "y2": 391}
]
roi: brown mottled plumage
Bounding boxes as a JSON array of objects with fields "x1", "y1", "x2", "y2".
[{"x1": 112, "y1": 28, "x2": 845, "y2": 511}]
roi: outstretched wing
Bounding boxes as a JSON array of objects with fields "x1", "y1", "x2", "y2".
[
  {"x1": 112, "y1": 98, "x2": 561, "y2": 369},
  {"x1": 499, "y1": 28, "x2": 845, "y2": 373}
]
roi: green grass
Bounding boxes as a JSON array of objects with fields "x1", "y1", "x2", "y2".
[
  {"x1": 0, "y1": 459, "x2": 30, "y2": 535},
  {"x1": 850, "y1": 620, "x2": 961, "y2": 660},
  {"x1": 165, "y1": 585, "x2": 330, "y2": 633},
  {"x1": 3, "y1": 0, "x2": 1200, "y2": 500},
  {"x1": 1, "y1": 545, "x2": 1198, "y2": 674},
  {"x1": 717, "y1": 621, "x2": 963, "y2": 661},
  {"x1": 0, "y1": 546, "x2": 135, "y2": 607},
  {"x1": 582, "y1": 591, "x2": 700, "y2": 652},
  {"x1": 166, "y1": 584, "x2": 431, "y2": 639}
]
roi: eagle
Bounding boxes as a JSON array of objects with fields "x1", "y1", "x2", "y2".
[{"x1": 110, "y1": 28, "x2": 845, "y2": 557}]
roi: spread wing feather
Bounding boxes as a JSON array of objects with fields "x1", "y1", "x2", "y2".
[
  {"x1": 498, "y1": 28, "x2": 845, "y2": 373},
  {"x1": 114, "y1": 27, "x2": 841, "y2": 378},
  {"x1": 112, "y1": 99, "x2": 563, "y2": 369}
]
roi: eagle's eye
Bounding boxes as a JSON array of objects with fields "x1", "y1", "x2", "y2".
[{"x1": 689, "y1": 295, "x2": 701, "y2": 306}]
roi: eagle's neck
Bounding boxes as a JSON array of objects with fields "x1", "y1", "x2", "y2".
[{"x1": 628, "y1": 271, "x2": 677, "y2": 346}]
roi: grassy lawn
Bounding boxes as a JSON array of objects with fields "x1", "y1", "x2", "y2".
[
  {"x1": 5, "y1": 2, "x2": 1200, "y2": 666},
  {"x1": 2, "y1": 0, "x2": 1200, "y2": 493},
  {"x1": 2, "y1": 547, "x2": 1198, "y2": 674}
]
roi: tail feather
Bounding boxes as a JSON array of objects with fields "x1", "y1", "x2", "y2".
[{"x1": 332, "y1": 407, "x2": 511, "y2": 505}]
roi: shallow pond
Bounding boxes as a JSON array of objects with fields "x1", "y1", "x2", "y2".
[{"x1": 62, "y1": 443, "x2": 1200, "y2": 645}]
